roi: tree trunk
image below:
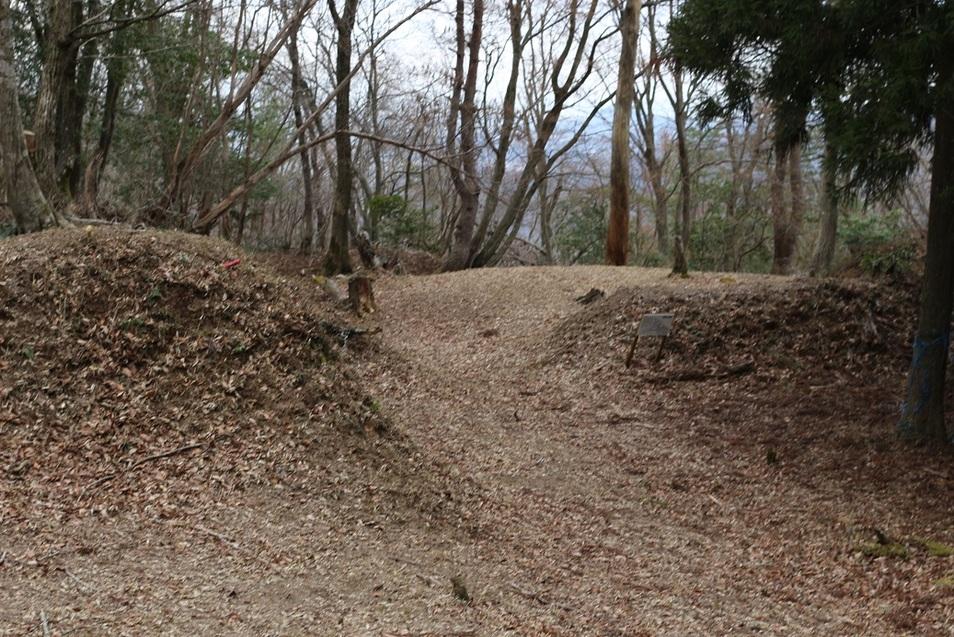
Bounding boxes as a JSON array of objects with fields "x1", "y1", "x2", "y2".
[
  {"x1": 898, "y1": 69, "x2": 954, "y2": 446},
  {"x1": 442, "y1": 0, "x2": 483, "y2": 271},
  {"x1": 649, "y1": 150, "x2": 668, "y2": 257},
  {"x1": 788, "y1": 142, "x2": 805, "y2": 262},
  {"x1": 770, "y1": 140, "x2": 793, "y2": 275},
  {"x1": 288, "y1": 28, "x2": 315, "y2": 254},
  {"x1": 32, "y1": 0, "x2": 81, "y2": 206},
  {"x1": 639, "y1": 5, "x2": 667, "y2": 257},
  {"x1": 82, "y1": 11, "x2": 128, "y2": 213},
  {"x1": 605, "y1": 0, "x2": 640, "y2": 265},
  {"x1": 348, "y1": 274, "x2": 376, "y2": 315},
  {"x1": 324, "y1": 0, "x2": 359, "y2": 275},
  {"x1": 0, "y1": 0, "x2": 58, "y2": 231},
  {"x1": 470, "y1": 0, "x2": 521, "y2": 258},
  {"x1": 671, "y1": 61, "x2": 691, "y2": 276},
  {"x1": 723, "y1": 117, "x2": 741, "y2": 270},
  {"x1": 811, "y1": 137, "x2": 839, "y2": 276},
  {"x1": 66, "y1": 17, "x2": 99, "y2": 198}
]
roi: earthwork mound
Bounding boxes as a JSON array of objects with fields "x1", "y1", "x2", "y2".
[{"x1": 0, "y1": 228, "x2": 449, "y2": 525}]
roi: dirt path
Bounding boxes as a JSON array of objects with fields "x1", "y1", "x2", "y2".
[
  {"x1": 358, "y1": 266, "x2": 953, "y2": 636},
  {"x1": 4, "y1": 265, "x2": 952, "y2": 635}
]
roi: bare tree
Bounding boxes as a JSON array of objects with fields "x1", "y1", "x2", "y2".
[
  {"x1": 723, "y1": 104, "x2": 769, "y2": 269},
  {"x1": 661, "y1": 55, "x2": 691, "y2": 275},
  {"x1": 468, "y1": 0, "x2": 618, "y2": 267},
  {"x1": 605, "y1": 0, "x2": 641, "y2": 265},
  {"x1": 160, "y1": 0, "x2": 319, "y2": 220},
  {"x1": 634, "y1": 3, "x2": 670, "y2": 257},
  {"x1": 288, "y1": 17, "x2": 317, "y2": 253},
  {"x1": 443, "y1": 0, "x2": 484, "y2": 271}
]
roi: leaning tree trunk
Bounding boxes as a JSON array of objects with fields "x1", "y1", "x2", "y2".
[
  {"x1": 641, "y1": 8, "x2": 667, "y2": 257},
  {"x1": 0, "y1": 0, "x2": 58, "y2": 231},
  {"x1": 605, "y1": 0, "x2": 641, "y2": 266},
  {"x1": 898, "y1": 71, "x2": 954, "y2": 446}
]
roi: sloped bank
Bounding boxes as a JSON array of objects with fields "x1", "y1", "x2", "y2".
[
  {"x1": 0, "y1": 228, "x2": 458, "y2": 524},
  {"x1": 544, "y1": 276, "x2": 953, "y2": 499}
]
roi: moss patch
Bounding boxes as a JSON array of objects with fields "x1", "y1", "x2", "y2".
[
  {"x1": 857, "y1": 541, "x2": 908, "y2": 559},
  {"x1": 916, "y1": 539, "x2": 954, "y2": 558},
  {"x1": 934, "y1": 576, "x2": 954, "y2": 589}
]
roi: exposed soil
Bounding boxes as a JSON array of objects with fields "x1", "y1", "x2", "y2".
[{"x1": 2, "y1": 232, "x2": 953, "y2": 635}]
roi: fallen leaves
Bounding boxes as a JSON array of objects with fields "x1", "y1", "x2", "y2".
[{"x1": 0, "y1": 228, "x2": 391, "y2": 523}]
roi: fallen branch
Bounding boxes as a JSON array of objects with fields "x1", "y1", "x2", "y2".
[
  {"x1": 384, "y1": 630, "x2": 477, "y2": 637},
  {"x1": 509, "y1": 582, "x2": 549, "y2": 605},
  {"x1": 509, "y1": 583, "x2": 573, "y2": 611},
  {"x1": 64, "y1": 215, "x2": 123, "y2": 227},
  {"x1": 320, "y1": 321, "x2": 381, "y2": 343},
  {"x1": 575, "y1": 288, "x2": 605, "y2": 305},
  {"x1": 80, "y1": 443, "x2": 205, "y2": 497},
  {"x1": 195, "y1": 524, "x2": 241, "y2": 550},
  {"x1": 646, "y1": 360, "x2": 755, "y2": 383}
]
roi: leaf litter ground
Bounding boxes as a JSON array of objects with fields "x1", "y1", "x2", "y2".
[{"x1": 2, "y1": 230, "x2": 953, "y2": 635}]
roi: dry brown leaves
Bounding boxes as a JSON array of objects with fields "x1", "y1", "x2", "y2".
[{"x1": 0, "y1": 228, "x2": 418, "y2": 524}]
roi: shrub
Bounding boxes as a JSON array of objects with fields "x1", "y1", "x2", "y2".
[
  {"x1": 369, "y1": 195, "x2": 436, "y2": 250},
  {"x1": 840, "y1": 210, "x2": 919, "y2": 277},
  {"x1": 554, "y1": 203, "x2": 606, "y2": 264}
]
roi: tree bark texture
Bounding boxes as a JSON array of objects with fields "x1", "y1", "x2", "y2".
[
  {"x1": 605, "y1": 0, "x2": 641, "y2": 265},
  {"x1": 898, "y1": 64, "x2": 954, "y2": 446},
  {"x1": 0, "y1": 0, "x2": 58, "y2": 231}
]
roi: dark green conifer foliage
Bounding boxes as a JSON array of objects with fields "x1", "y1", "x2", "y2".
[{"x1": 670, "y1": 0, "x2": 954, "y2": 445}]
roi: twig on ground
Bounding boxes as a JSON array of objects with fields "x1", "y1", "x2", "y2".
[
  {"x1": 384, "y1": 630, "x2": 477, "y2": 637},
  {"x1": 509, "y1": 582, "x2": 549, "y2": 605},
  {"x1": 509, "y1": 583, "x2": 573, "y2": 611},
  {"x1": 414, "y1": 573, "x2": 441, "y2": 587},
  {"x1": 57, "y1": 567, "x2": 93, "y2": 592},
  {"x1": 40, "y1": 610, "x2": 50, "y2": 637},
  {"x1": 391, "y1": 556, "x2": 442, "y2": 587},
  {"x1": 80, "y1": 443, "x2": 205, "y2": 497},
  {"x1": 195, "y1": 524, "x2": 241, "y2": 550},
  {"x1": 647, "y1": 360, "x2": 755, "y2": 383}
]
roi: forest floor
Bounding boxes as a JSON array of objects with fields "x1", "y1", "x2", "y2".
[{"x1": 2, "y1": 232, "x2": 954, "y2": 635}]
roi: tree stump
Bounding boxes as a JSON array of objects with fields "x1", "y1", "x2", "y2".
[{"x1": 348, "y1": 274, "x2": 376, "y2": 315}]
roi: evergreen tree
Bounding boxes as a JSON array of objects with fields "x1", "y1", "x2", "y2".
[{"x1": 671, "y1": 0, "x2": 954, "y2": 445}]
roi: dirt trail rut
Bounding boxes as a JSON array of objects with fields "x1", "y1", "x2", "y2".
[
  {"x1": 4, "y1": 263, "x2": 952, "y2": 636},
  {"x1": 359, "y1": 266, "x2": 954, "y2": 636}
]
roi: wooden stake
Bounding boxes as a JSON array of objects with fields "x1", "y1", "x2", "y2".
[{"x1": 625, "y1": 334, "x2": 639, "y2": 368}]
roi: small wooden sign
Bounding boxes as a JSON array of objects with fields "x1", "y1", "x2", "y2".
[
  {"x1": 626, "y1": 313, "x2": 675, "y2": 368},
  {"x1": 637, "y1": 313, "x2": 674, "y2": 338}
]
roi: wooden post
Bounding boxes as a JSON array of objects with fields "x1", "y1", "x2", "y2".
[{"x1": 625, "y1": 334, "x2": 640, "y2": 368}]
